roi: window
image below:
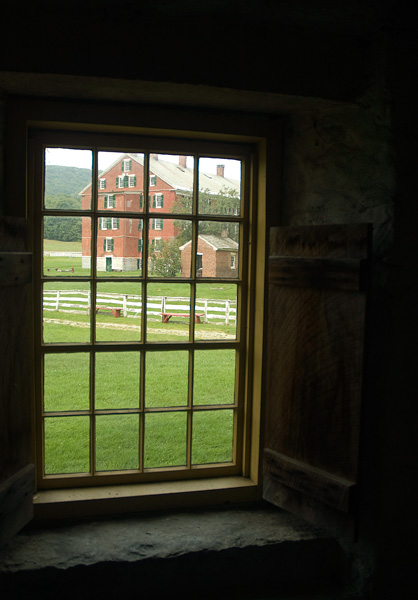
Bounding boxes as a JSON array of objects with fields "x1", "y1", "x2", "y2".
[
  {"x1": 99, "y1": 217, "x2": 111, "y2": 230},
  {"x1": 153, "y1": 193, "x2": 164, "y2": 208},
  {"x1": 150, "y1": 237, "x2": 162, "y2": 252},
  {"x1": 99, "y1": 178, "x2": 106, "y2": 189},
  {"x1": 122, "y1": 158, "x2": 132, "y2": 172},
  {"x1": 150, "y1": 174, "x2": 157, "y2": 186},
  {"x1": 104, "y1": 238, "x2": 114, "y2": 252},
  {"x1": 32, "y1": 126, "x2": 265, "y2": 502},
  {"x1": 104, "y1": 195, "x2": 116, "y2": 208},
  {"x1": 128, "y1": 175, "x2": 137, "y2": 188},
  {"x1": 231, "y1": 254, "x2": 236, "y2": 269},
  {"x1": 116, "y1": 175, "x2": 129, "y2": 188},
  {"x1": 152, "y1": 218, "x2": 163, "y2": 230}
]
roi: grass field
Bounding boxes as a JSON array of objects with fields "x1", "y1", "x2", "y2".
[
  {"x1": 42, "y1": 243, "x2": 237, "y2": 475},
  {"x1": 44, "y1": 342, "x2": 235, "y2": 474}
]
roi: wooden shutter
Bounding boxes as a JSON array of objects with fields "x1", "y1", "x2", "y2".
[
  {"x1": 104, "y1": 196, "x2": 108, "y2": 209},
  {"x1": 263, "y1": 224, "x2": 370, "y2": 530},
  {"x1": 103, "y1": 239, "x2": 106, "y2": 251},
  {"x1": 139, "y1": 193, "x2": 143, "y2": 209},
  {"x1": 110, "y1": 239, "x2": 114, "y2": 251},
  {"x1": 160, "y1": 194, "x2": 164, "y2": 208},
  {"x1": 152, "y1": 195, "x2": 156, "y2": 208},
  {"x1": 0, "y1": 217, "x2": 34, "y2": 549}
]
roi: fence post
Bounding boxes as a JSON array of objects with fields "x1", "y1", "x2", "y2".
[
  {"x1": 55, "y1": 290, "x2": 60, "y2": 312},
  {"x1": 123, "y1": 294, "x2": 128, "y2": 318},
  {"x1": 203, "y1": 299, "x2": 208, "y2": 323},
  {"x1": 161, "y1": 296, "x2": 166, "y2": 321},
  {"x1": 87, "y1": 289, "x2": 91, "y2": 315},
  {"x1": 225, "y1": 299, "x2": 230, "y2": 325}
]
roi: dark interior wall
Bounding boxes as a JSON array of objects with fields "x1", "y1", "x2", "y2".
[{"x1": 1, "y1": 1, "x2": 417, "y2": 597}]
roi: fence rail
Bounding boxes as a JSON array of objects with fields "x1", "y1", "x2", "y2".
[
  {"x1": 44, "y1": 251, "x2": 82, "y2": 258},
  {"x1": 43, "y1": 290, "x2": 237, "y2": 324}
]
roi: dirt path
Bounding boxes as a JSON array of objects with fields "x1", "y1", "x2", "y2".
[{"x1": 44, "y1": 318, "x2": 234, "y2": 340}]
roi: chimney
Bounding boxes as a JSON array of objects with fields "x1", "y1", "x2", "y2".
[
  {"x1": 179, "y1": 155, "x2": 187, "y2": 168},
  {"x1": 216, "y1": 164, "x2": 225, "y2": 177}
]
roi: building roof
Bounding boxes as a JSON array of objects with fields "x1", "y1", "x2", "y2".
[
  {"x1": 80, "y1": 153, "x2": 240, "y2": 195},
  {"x1": 179, "y1": 234, "x2": 239, "y2": 251}
]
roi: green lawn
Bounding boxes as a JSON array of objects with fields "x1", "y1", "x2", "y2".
[
  {"x1": 43, "y1": 324, "x2": 236, "y2": 474},
  {"x1": 42, "y1": 242, "x2": 237, "y2": 475},
  {"x1": 44, "y1": 239, "x2": 82, "y2": 252}
]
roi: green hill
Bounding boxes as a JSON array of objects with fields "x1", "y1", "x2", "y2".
[
  {"x1": 44, "y1": 165, "x2": 92, "y2": 242},
  {"x1": 45, "y1": 165, "x2": 91, "y2": 197}
]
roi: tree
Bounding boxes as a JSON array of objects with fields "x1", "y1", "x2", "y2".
[
  {"x1": 172, "y1": 186, "x2": 240, "y2": 246},
  {"x1": 43, "y1": 195, "x2": 83, "y2": 242},
  {"x1": 149, "y1": 238, "x2": 181, "y2": 277}
]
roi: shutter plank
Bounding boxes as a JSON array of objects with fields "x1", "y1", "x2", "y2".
[{"x1": 263, "y1": 224, "x2": 371, "y2": 519}]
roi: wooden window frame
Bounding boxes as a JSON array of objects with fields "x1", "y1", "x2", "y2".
[{"x1": 6, "y1": 97, "x2": 274, "y2": 517}]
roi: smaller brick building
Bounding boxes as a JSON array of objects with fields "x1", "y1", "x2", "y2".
[{"x1": 180, "y1": 234, "x2": 239, "y2": 278}]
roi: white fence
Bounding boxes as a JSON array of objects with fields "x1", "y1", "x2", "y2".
[
  {"x1": 43, "y1": 290, "x2": 237, "y2": 324},
  {"x1": 44, "y1": 251, "x2": 82, "y2": 258}
]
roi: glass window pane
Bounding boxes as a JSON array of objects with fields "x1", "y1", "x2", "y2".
[
  {"x1": 144, "y1": 412, "x2": 187, "y2": 469},
  {"x1": 44, "y1": 148, "x2": 92, "y2": 211},
  {"x1": 43, "y1": 216, "x2": 90, "y2": 276},
  {"x1": 95, "y1": 282, "x2": 142, "y2": 342},
  {"x1": 95, "y1": 351, "x2": 140, "y2": 409},
  {"x1": 44, "y1": 416, "x2": 90, "y2": 474},
  {"x1": 44, "y1": 353, "x2": 90, "y2": 412},
  {"x1": 145, "y1": 351, "x2": 188, "y2": 408},
  {"x1": 198, "y1": 158, "x2": 241, "y2": 216},
  {"x1": 149, "y1": 154, "x2": 194, "y2": 215},
  {"x1": 43, "y1": 282, "x2": 91, "y2": 344},
  {"x1": 147, "y1": 218, "x2": 190, "y2": 278},
  {"x1": 96, "y1": 217, "x2": 143, "y2": 277},
  {"x1": 195, "y1": 283, "x2": 237, "y2": 341},
  {"x1": 196, "y1": 221, "x2": 239, "y2": 279},
  {"x1": 193, "y1": 349, "x2": 236, "y2": 406},
  {"x1": 98, "y1": 151, "x2": 144, "y2": 211},
  {"x1": 95, "y1": 414, "x2": 139, "y2": 471},
  {"x1": 146, "y1": 283, "x2": 190, "y2": 342},
  {"x1": 192, "y1": 410, "x2": 234, "y2": 465}
]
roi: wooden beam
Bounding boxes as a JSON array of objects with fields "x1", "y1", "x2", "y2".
[
  {"x1": 0, "y1": 252, "x2": 32, "y2": 286},
  {"x1": 264, "y1": 449, "x2": 356, "y2": 513}
]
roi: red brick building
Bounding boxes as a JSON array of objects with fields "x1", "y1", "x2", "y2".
[
  {"x1": 180, "y1": 234, "x2": 239, "y2": 278},
  {"x1": 81, "y1": 154, "x2": 239, "y2": 272}
]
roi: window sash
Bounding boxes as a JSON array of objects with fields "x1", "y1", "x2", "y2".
[{"x1": 34, "y1": 134, "x2": 255, "y2": 491}]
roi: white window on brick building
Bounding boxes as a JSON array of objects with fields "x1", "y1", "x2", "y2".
[
  {"x1": 104, "y1": 238, "x2": 114, "y2": 252},
  {"x1": 128, "y1": 175, "x2": 137, "y2": 187},
  {"x1": 150, "y1": 174, "x2": 157, "y2": 186},
  {"x1": 104, "y1": 195, "x2": 116, "y2": 208},
  {"x1": 99, "y1": 178, "x2": 106, "y2": 189},
  {"x1": 231, "y1": 254, "x2": 236, "y2": 269},
  {"x1": 122, "y1": 158, "x2": 132, "y2": 172}
]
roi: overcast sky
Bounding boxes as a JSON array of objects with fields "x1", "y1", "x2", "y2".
[{"x1": 45, "y1": 148, "x2": 241, "y2": 181}]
